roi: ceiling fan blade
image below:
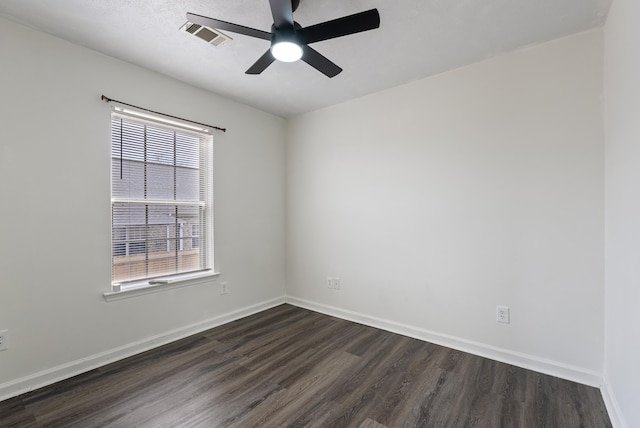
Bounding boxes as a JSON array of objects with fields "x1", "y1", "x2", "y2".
[
  {"x1": 187, "y1": 12, "x2": 272, "y2": 40},
  {"x1": 298, "y1": 9, "x2": 380, "y2": 45},
  {"x1": 246, "y1": 50, "x2": 276, "y2": 74},
  {"x1": 301, "y1": 46, "x2": 342, "y2": 78},
  {"x1": 269, "y1": 0, "x2": 295, "y2": 29}
]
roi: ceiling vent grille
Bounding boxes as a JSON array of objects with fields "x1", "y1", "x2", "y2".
[{"x1": 180, "y1": 22, "x2": 231, "y2": 47}]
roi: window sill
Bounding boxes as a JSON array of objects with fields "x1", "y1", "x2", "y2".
[{"x1": 103, "y1": 271, "x2": 220, "y2": 302}]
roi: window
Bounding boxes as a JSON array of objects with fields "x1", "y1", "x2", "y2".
[{"x1": 111, "y1": 108, "x2": 213, "y2": 287}]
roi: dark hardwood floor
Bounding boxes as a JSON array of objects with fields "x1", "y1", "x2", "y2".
[{"x1": 0, "y1": 304, "x2": 611, "y2": 427}]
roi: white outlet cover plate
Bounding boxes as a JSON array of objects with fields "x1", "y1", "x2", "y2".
[
  {"x1": 0, "y1": 330, "x2": 8, "y2": 351},
  {"x1": 496, "y1": 306, "x2": 510, "y2": 323}
]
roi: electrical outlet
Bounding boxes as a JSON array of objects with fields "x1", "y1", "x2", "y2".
[
  {"x1": 327, "y1": 277, "x2": 340, "y2": 290},
  {"x1": 0, "y1": 330, "x2": 8, "y2": 351},
  {"x1": 496, "y1": 306, "x2": 510, "y2": 324},
  {"x1": 219, "y1": 281, "x2": 228, "y2": 295}
]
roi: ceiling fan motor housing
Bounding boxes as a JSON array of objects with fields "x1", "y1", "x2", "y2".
[{"x1": 271, "y1": 24, "x2": 299, "y2": 45}]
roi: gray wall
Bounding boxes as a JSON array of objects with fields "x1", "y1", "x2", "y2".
[{"x1": 604, "y1": 0, "x2": 640, "y2": 426}]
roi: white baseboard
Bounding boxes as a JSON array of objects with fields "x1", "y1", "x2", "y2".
[
  {"x1": 285, "y1": 295, "x2": 603, "y2": 387},
  {"x1": 601, "y1": 379, "x2": 627, "y2": 428},
  {"x1": 0, "y1": 296, "x2": 285, "y2": 402}
]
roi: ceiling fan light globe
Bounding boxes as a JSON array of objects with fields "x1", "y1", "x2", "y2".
[{"x1": 271, "y1": 41, "x2": 303, "y2": 62}]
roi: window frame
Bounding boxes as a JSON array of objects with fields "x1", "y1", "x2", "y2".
[{"x1": 106, "y1": 105, "x2": 218, "y2": 299}]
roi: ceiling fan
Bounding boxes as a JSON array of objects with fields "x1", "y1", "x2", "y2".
[{"x1": 186, "y1": 0, "x2": 380, "y2": 78}]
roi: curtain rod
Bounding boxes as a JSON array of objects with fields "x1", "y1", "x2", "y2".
[{"x1": 101, "y1": 95, "x2": 227, "y2": 133}]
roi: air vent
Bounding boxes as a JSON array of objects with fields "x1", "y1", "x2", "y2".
[{"x1": 180, "y1": 21, "x2": 232, "y2": 47}]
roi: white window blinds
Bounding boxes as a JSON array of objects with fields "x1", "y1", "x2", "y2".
[{"x1": 111, "y1": 109, "x2": 213, "y2": 285}]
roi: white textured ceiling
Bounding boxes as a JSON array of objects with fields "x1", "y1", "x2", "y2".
[{"x1": 0, "y1": 0, "x2": 611, "y2": 117}]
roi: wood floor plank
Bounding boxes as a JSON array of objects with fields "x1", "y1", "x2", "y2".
[
  {"x1": 325, "y1": 335, "x2": 436, "y2": 426},
  {"x1": 231, "y1": 350, "x2": 360, "y2": 427},
  {"x1": 35, "y1": 340, "x2": 241, "y2": 427},
  {"x1": 0, "y1": 397, "x2": 37, "y2": 428},
  {"x1": 374, "y1": 343, "x2": 450, "y2": 425},
  {"x1": 0, "y1": 304, "x2": 612, "y2": 428},
  {"x1": 352, "y1": 338, "x2": 434, "y2": 426},
  {"x1": 359, "y1": 418, "x2": 389, "y2": 428}
]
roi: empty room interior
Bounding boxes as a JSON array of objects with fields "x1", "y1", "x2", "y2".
[{"x1": 0, "y1": 0, "x2": 638, "y2": 426}]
